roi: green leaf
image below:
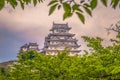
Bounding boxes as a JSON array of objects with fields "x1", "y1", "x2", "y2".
[
  {"x1": 111, "y1": 0, "x2": 114, "y2": 5},
  {"x1": 72, "y1": 4, "x2": 83, "y2": 13},
  {"x1": 63, "y1": 12, "x2": 72, "y2": 20},
  {"x1": 72, "y1": 4, "x2": 79, "y2": 11},
  {"x1": 80, "y1": 0, "x2": 85, "y2": 3},
  {"x1": 111, "y1": 0, "x2": 119, "y2": 9},
  {"x1": 84, "y1": 6, "x2": 92, "y2": 16},
  {"x1": 33, "y1": 0, "x2": 37, "y2": 6},
  {"x1": 84, "y1": 3, "x2": 91, "y2": 7},
  {"x1": 49, "y1": 3, "x2": 58, "y2": 15},
  {"x1": 0, "y1": 0, "x2": 5, "y2": 10},
  {"x1": 59, "y1": 0, "x2": 62, "y2": 3},
  {"x1": 20, "y1": 0, "x2": 24, "y2": 9},
  {"x1": 8, "y1": 0, "x2": 18, "y2": 9},
  {"x1": 25, "y1": 0, "x2": 31, "y2": 4},
  {"x1": 101, "y1": 0, "x2": 107, "y2": 7},
  {"x1": 63, "y1": 2, "x2": 71, "y2": 12},
  {"x1": 90, "y1": 0, "x2": 97, "y2": 10},
  {"x1": 58, "y1": 5, "x2": 61, "y2": 10},
  {"x1": 9, "y1": 0, "x2": 16, "y2": 8},
  {"x1": 76, "y1": 12, "x2": 85, "y2": 24},
  {"x1": 38, "y1": 0, "x2": 44, "y2": 3},
  {"x1": 48, "y1": 0, "x2": 58, "y2": 6}
]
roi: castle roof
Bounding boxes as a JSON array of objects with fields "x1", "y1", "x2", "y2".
[
  {"x1": 21, "y1": 43, "x2": 38, "y2": 48},
  {"x1": 44, "y1": 49, "x2": 81, "y2": 53},
  {"x1": 28, "y1": 42, "x2": 38, "y2": 46},
  {"x1": 21, "y1": 44, "x2": 28, "y2": 48},
  {"x1": 50, "y1": 23, "x2": 71, "y2": 31},
  {"x1": 45, "y1": 38, "x2": 78, "y2": 42},
  {"x1": 20, "y1": 42, "x2": 39, "y2": 52},
  {"x1": 48, "y1": 33, "x2": 75, "y2": 37}
]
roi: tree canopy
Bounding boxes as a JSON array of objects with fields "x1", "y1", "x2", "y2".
[{"x1": 0, "y1": 31, "x2": 120, "y2": 79}]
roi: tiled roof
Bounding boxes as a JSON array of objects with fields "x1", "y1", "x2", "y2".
[
  {"x1": 29, "y1": 43, "x2": 38, "y2": 46},
  {"x1": 50, "y1": 23, "x2": 71, "y2": 30},
  {"x1": 21, "y1": 44, "x2": 28, "y2": 48}
]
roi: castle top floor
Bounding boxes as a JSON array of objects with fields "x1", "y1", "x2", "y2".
[{"x1": 50, "y1": 22, "x2": 71, "y2": 33}]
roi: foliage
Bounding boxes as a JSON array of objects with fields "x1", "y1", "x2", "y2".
[
  {"x1": 48, "y1": 0, "x2": 120, "y2": 23},
  {"x1": 0, "y1": 67, "x2": 7, "y2": 80},
  {"x1": 0, "y1": 0, "x2": 120, "y2": 23},
  {"x1": 0, "y1": 33, "x2": 120, "y2": 79}
]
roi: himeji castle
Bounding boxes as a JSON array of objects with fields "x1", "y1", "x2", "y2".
[{"x1": 42, "y1": 22, "x2": 81, "y2": 55}]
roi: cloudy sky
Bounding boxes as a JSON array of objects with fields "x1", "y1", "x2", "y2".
[{"x1": 0, "y1": 1, "x2": 120, "y2": 62}]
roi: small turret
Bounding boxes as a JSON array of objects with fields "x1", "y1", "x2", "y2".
[{"x1": 20, "y1": 42, "x2": 39, "y2": 52}]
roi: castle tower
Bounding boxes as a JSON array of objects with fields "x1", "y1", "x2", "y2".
[
  {"x1": 20, "y1": 42, "x2": 39, "y2": 52},
  {"x1": 43, "y1": 23, "x2": 81, "y2": 55}
]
